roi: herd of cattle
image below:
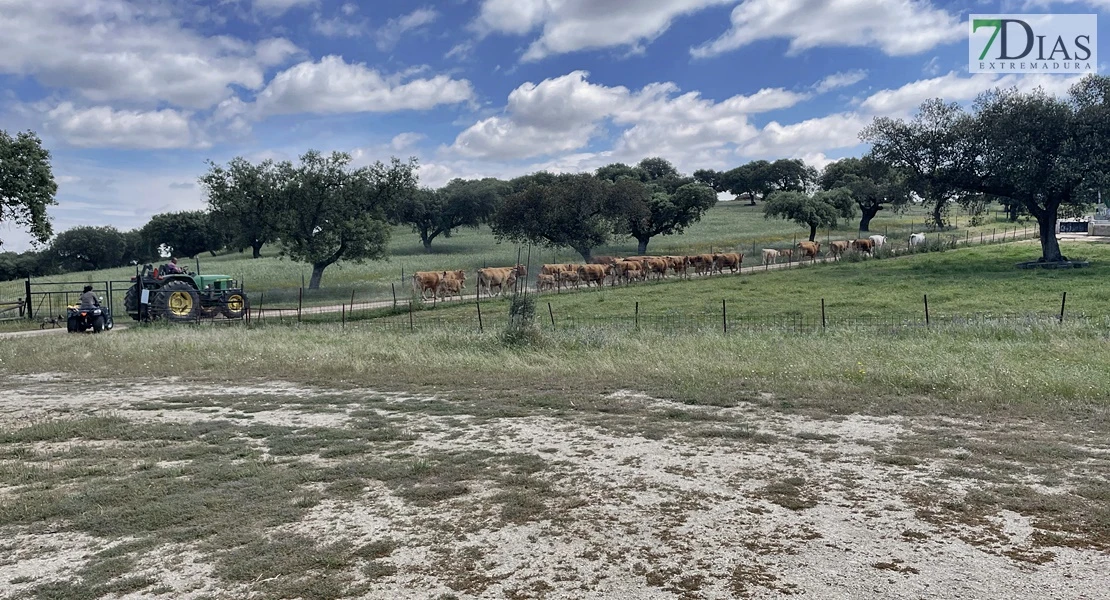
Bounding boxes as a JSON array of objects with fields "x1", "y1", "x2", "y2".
[{"x1": 411, "y1": 233, "x2": 930, "y2": 301}]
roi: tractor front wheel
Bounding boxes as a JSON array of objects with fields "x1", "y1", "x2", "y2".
[
  {"x1": 154, "y1": 281, "x2": 200, "y2": 322},
  {"x1": 221, "y1": 293, "x2": 247, "y2": 319}
]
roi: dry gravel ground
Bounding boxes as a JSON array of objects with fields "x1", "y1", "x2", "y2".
[{"x1": 0, "y1": 375, "x2": 1107, "y2": 599}]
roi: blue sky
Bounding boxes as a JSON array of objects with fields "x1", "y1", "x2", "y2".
[{"x1": 0, "y1": 0, "x2": 1105, "y2": 250}]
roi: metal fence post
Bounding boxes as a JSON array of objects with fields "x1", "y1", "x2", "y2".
[
  {"x1": 408, "y1": 301, "x2": 414, "y2": 332},
  {"x1": 821, "y1": 298, "x2": 826, "y2": 330},
  {"x1": 548, "y1": 302, "x2": 555, "y2": 331},
  {"x1": 297, "y1": 287, "x2": 303, "y2": 323},
  {"x1": 1059, "y1": 292, "x2": 1067, "y2": 324},
  {"x1": 391, "y1": 283, "x2": 396, "y2": 310},
  {"x1": 924, "y1": 294, "x2": 930, "y2": 327},
  {"x1": 476, "y1": 300, "x2": 483, "y2": 332},
  {"x1": 722, "y1": 299, "x2": 727, "y2": 333},
  {"x1": 24, "y1": 278, "x2": 32, "y2": 320},
  {"x1": 635, "y1": 301, "x2": 639, "y2": 329}
]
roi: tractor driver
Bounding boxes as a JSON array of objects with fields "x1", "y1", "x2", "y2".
[
  {"x1": 163, "y1": 257, "x2": 184, "y2": 275},
  {"x1": 78, "y1": 285, "x2": 99, "y2": 308}
]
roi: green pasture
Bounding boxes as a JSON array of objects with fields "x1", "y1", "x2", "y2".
[{"x1": 339, "y1": 241, "x2": 1109, "y2": 330}]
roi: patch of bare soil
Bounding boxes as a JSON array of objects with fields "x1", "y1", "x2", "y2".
[{"x1": 1, "y1": 379, "x2": 1107, "y2": 599}]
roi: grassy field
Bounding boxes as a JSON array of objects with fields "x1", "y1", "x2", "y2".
[
  {"x1": 2, "y1": 201, "x2": 1037, "y2": 317},
  {"x1": 2, "y1": 270, "x2": 1108, "y2": 597},
  {"x1": 287, "y1": 240, "x2": 1109, "y2": 334}
]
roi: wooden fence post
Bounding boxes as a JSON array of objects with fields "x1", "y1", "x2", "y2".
[
  {"x1": 548, "y1": 302, "x2": 556, "y2": 331},
  {"x1": 476, "y1": 300, "x2": 483, "y2": 332},
  {"x1": 297, "y1": 287, "x2": 303, "y2": 323},
  {"x1": 341, "y1": 303, "x2": 346, "y2": 328},
  {"x1": 390, "y1": 284, "x2": 396, "y2": 310}
]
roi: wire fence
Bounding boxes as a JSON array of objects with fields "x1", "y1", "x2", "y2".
[{"x1": 2, "y1": 222, "x2": 1060, "y2": 332}]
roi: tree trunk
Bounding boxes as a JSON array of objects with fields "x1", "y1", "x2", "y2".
[
  {"x1": 251, "y1": 242, "x2": 263, "y2": 259},
  {"x1": 859, "y1": 205, "x2": 881, "y2": 232},
  {"x1": 636, "y1": 237, "x2": 650, "y2": 254},
  {"x1": 575, "y1": 247, "x2": 592, "y2": 262},
  {"x1": 808, "y1": 224, "x2": 817, "y2": 242},
  {"x1": 930, "y1": 200, "x2": 948, "y2": 229},
  {"x1": 1037, "y1": 212, "x2": 1067, "y2": 262},
  {"x1": 309, "y1": 263, "x2": 328, "y2": 289}
]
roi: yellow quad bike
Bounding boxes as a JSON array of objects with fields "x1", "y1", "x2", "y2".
[{"x1": 124, "y1": 263, "x2": 248, "y2": 323}]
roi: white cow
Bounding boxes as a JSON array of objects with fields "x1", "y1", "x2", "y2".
[
  {"x1": 869, "y1": 234, "x2": 887, "y2": 249},
  {"x1": 761, "y1": 248, "x2": 779, "y2": 265},
  {"x1": 909, "y1": 233, "x2": 926, "y2": 248}
]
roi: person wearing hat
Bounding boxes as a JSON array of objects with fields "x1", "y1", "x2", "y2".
[{"x1": 78, "y1": 285, "x2": 100, "y2": 309}]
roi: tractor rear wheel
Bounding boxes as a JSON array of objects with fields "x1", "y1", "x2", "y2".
[
  {"x1": 153, "y1": 281, "x2": 200, "y2": 322},
  {"x1": 124, "y1": 284, "x2": 140, "y2": 320},
  {"x1": 222, "y1": 293, "x2": 247, "y2": 319}
]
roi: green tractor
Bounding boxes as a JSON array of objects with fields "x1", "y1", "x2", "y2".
[{"x1": 125, "y1": 262, "x2": 248, "y2": 323}]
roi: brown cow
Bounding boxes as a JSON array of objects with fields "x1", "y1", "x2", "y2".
[
  {"x1": 828, "y1": 240, "x2": 850, "y2": 259},
  {"x1": 643, "y1": 257, "x2": 669, "y2": 280},
  {"x1": 796, "y1": 241, "x2": 821, "y2": 259},
  {"x1": 577, "y1": 264, "x2": 608, "y2": 288},
  {"x1": 608, "y1": 260, "x2": 643, "y2": 285},
  {"x1": 690, "y1": 254, "x2": 715, "y2": 275},
  {"x1": 412, "y1": 271, "x2": 443, "y2": 300},
  {"x1": 558, "y1": 269, "x2": 580, "y2": 290},
  {"x1": 713, "y1": 252, "x2": 742, "y2": 274},
  {"x1": 477, "y1": 265, "x2": 524, "y2": 297},
  {"x1": 589, "y1": 256, "x2": 621, "y2": 265},
  {"x1": 540, "y1": 263, "x2": 569, "y2": 276},
  {"x1": 667, "y1": 256, "x2": 688, "y2": 278},
  {"x1": 436, "y1": 273, "x2": 464, "y2": 301},
  {"x1": 778, "y1": 248, "x2": 793, "y2": 262},
  {"x1": 536, "y1": 273, "x2": 556, "y2": 292},
  {"x1": 851, "y1": 238, "x2": 874, "y2": 254}
]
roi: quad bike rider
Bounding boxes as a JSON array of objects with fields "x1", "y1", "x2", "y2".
[{"x1": 67, "y1": 285, "x2": 114, "y2": 333}]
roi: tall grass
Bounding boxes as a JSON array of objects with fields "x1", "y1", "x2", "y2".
[{"x1": 2, "y1": 322, "x2": 1108, "y2": 419}]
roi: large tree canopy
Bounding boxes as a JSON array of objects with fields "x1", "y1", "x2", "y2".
[
  {"x1": 861, "y1": 99, "x2": 978, "y2": 228},
  {"x1": 0, "y1": 130, "x2": 57, "y2": 247},
  {"x1": 864, "y1": 75, "x2": 1110, "y2": 262},
  {"x1": 820, "y1": 157, "x2": 910, "y2": 232},
  {"x1": 695, "y1": 158, "x2": 813, "y2": 205},
  {"x1": 141, "y1": 211, "x2": 212, "y2": 259},
  {"x1": 393, "y1": 177, "x2": 508, "y2": 251},
  {"x1": 763, "y1": 189, "x2": 856, "y2": 241},
  {"x1": 200, "y1": 157, "x2": 285, "y2": 259},
  {"x1": 492, "y1": 172, "x2": 632, "y2": 261},
  {"x1": 598, "y1": 158, "x2": 717, "y2": 254},
  {"x1": 51, "y1": 225, "x2": 128, "y2": 271},
  {"x1": 276, "y1": 151, "x2": 417, "y2": 289}
]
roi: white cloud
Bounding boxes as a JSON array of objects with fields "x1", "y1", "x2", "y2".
[
  {"x1": 814, "y1": 70, "x2": 868, "y2": 94},
  {"x1": 692, "y1": 0, "x2": 963, "y2": 59},
  {"x1": 859, "y1": 71, "x2": 1084, "y2": 116},
  {"x1": 312, "y1": 13, "x2": 365, "y2": 38},
  {"x1": 0, "y1": 0, "x2": 302, "y2": 110},
  {"x1": 253, "y1": 56, "x2": 475, "y2": 116},
  {"x1": 253, "y1": 0, "x2": 316, "y2": 15},
  {"x1": 450, "y1": 71, "x2": 808, "y2": 161},
  {"x1": 472, "y1": 0, "x2": 734, "y2": 61},
  {"x1": 375, "y1": 8, "x2": 439, "y2": 51},
  {"x1": 45, "y1": 103, "x2": 196, "y2": 149},
  {"x1": 741, "y1": 113, "x2": 870, "y2": 159},
  {"x1": 391, "y1": 132, "x2": 426, "y2": 151}
]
